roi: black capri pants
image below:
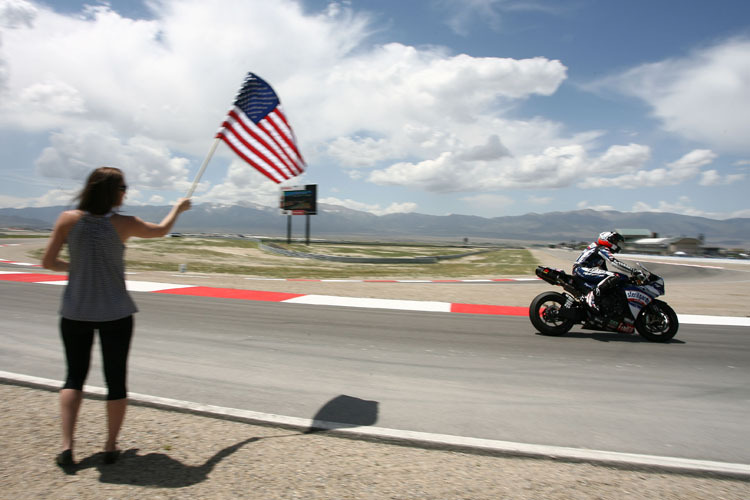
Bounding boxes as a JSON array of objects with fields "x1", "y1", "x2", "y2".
[{"x1": 60, "y1": 315, "x2": 133, "y2": 400}]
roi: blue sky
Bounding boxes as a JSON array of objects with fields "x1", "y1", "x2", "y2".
[{"x1": 1, "y1": 0, "x2": 749, "y2": 219}]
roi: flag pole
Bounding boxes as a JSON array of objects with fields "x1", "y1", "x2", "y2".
[{"x1": 185, "y1": 137, "x2": 221, "y2": 198}]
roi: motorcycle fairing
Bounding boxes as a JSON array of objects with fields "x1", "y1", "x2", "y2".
[{"x1": 623, "y1": 286, "x2": 654, "y2": 319}]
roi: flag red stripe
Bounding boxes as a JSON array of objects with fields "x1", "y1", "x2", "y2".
[
  {"x1": 267, "y1": 109, "x2": 304, "y2": 173},
  {"x1": 219, "y1": 120, "x2": 292, "y2": 181},
  {"x1": 219, "y1": 126, "x2": 287, "y2": 182},
  {"x1": 257, "y1": 117, "x2": 302, "y2": 176},
  {"x1": 272, "y1": 108, "x2": 303, "y2": 160},
  {"x1": 257, "y1": 120, "x2": 302, "y2": 176},
  {"x1": 216, "y1": 131, "x2": 285, "y2": 184},
  {"x1": 228, "y1": 109, "x2": 298, "y2": 177}
]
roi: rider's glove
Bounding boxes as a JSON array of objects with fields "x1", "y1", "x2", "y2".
[{"x1": 633, "y1": 270, "x2": 647, "y2": 283}]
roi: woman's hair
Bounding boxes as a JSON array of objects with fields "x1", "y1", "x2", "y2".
[{"x1": 76, "y1": 167, "x2": 125, "y2": 215}]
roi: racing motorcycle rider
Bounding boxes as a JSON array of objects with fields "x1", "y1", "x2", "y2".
[{"x1": 573, "y1": 231, "x2": 640, "y2": 314}]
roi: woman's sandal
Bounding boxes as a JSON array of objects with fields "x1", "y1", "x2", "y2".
[
  {"x1": 56, "y1": 449, "x2": 74, "y2": 467},
  {"x1": 103, "y1": 449, "x2": 120, "y2": 465}
]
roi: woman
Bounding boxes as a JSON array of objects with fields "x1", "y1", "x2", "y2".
[{"x1": 42, "y1": 166, "x2": 191, "y2": 466}]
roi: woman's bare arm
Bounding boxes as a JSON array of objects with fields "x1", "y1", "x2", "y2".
[
  {"x1": 41, "y1": 211, "x2": 82, "y2": 271},
  {"x1": 117, "y1": 198, "x2": 192, "y2": 240}
]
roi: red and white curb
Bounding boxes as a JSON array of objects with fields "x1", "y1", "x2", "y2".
[
  {"x1": 1, "y1": 270, "x2": 749, "y2": 326},
  {"x1": 0, "y1": 270, "x2": 528, "y2": 316}
]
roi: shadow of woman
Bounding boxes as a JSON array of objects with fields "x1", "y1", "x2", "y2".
[{"x1": 74, "y1": 436, "x2": 261, "y2": 487}]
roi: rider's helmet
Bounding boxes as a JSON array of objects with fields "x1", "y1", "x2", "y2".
[{"x1": 597, "y1": 231, "x2": 625, "y2": 253}]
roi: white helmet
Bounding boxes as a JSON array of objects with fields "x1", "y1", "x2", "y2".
[{"x1": 597, "y1": 231, "x2": 624, "y2": 253}]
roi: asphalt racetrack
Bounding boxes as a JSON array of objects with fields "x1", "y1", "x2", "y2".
[{"x1": 1, "y1": 250, "x2": 749, "y2": 468}]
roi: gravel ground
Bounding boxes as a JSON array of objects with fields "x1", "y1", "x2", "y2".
[{"x1": 2, "y1": 383, "x2": 749, "y2": 500}]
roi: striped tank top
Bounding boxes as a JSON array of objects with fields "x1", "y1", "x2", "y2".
[{"x1": 60, "y1": 213, "x2": 138, "y2": 321}]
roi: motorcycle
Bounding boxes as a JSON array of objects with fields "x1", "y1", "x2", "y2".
[{"x1": 529, "y1": 263, "x2": 679, "y2": 342}]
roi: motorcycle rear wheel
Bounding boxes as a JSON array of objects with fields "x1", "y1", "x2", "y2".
[
  {"x1": 529, "y1": 291, "x2": 575, "y2": 336},
  {"x1": 635, "y1": 300, "x2": 679, "y2": 342}
]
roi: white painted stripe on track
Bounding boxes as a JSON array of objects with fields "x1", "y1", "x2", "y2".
[
  {"x1": 678, "y1": 314, "x2": 750, "y2": 327},
  {"x1": 26, "y1": 279, "x2": 197, "y2": 292},
  {"x1": 124, "y1": 281, "x2": 197, "y2": 292},
  {"x1": 2, "y1": 370, "x2": 748, "y2": 477},
  {"x1": 284, "y1": 294, "x2": 451, "y2": 312}
]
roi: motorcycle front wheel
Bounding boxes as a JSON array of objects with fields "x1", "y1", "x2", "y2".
[
  {"x1": 635, "y1": 300, "x2": 679, "y2": 342},
  {"x1": 529, "y1": 291, "x2": 575, "y2": 336}
]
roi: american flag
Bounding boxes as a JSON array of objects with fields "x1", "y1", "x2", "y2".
[{"x1": 216, "y1": 73, "x2": 305, "y2": 183}]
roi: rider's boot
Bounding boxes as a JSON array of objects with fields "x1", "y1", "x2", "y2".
[{"x1": 585, "y1": 289, "x2": 600, "y2": 312}]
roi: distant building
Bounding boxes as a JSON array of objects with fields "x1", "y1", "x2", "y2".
[
  {"x1": 627, "y1": 237, "x2": 703, "y2": 256},
  {"x1": 616, "y1": 228, "x2": 656, "y2": 242}
]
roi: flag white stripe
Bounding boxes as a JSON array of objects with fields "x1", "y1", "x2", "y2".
[
  {"x1": 271, "y1": 107, "x2": 304, "y2": 169},
  {"x1": 219, "y1": 127, "x2": 288, "y2": 183},
  {"x1": 237, "y1": 109, "x2": 300, "y2": 175},
  {"x1": 257, "y1": 119, "x2": 300, "y2": 175},
  {"x1": 226, "y1": 110, "x2": 296, "y2": 179},
  {"x1": 264, "y1": 111, "x2": 304, "y2": 174},
  {"x1": 230, "y1": 108, "x2": 300, "y2": 176}
]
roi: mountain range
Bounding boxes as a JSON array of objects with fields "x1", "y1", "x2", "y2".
[{"x1": 2, "y1": 203, "x2": 749, "y2": 247}]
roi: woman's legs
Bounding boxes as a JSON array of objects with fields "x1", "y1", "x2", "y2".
[
  {"x1": 59, "y1": 318, "x2": 95, "y2": 453},
  {"x1": 59, "y1": 389, "x2": 83, "y2": 452},
  {"x1": 99, "y1": 316, "x2": 133, "y2": 452},
  {"x1": 105, "y1": 399, "x2": 127, "y2": 452}
]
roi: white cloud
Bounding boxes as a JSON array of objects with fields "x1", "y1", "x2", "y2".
[
  {"x1": 33, "y1": 125, "x2": 191, "y2": 189},
  {"x1": 580, "y1": 148, "x2": 715, "y2": 189},
  {"x1": 699, "y1": 169, "x2": 745, "y2": 186},
  {"x1": 632, "y1": 198, "x2": 707, "y2": 218},
  {"x1": 320, "y1": 196, "x2": 417, "y2": 215},
  {"x1": 600, "y1": 37, "x2": 750, "y2": 154},
  {"x1": 527, "y1": 195, "x2": 552, "y2": 205},
  {"x1": 18, "y1": 79, "x2": 87, "y2": 115},
  {"x1": 326, "y1": 135, "x2": 396, "y2": 167},
  {"x1": 577, "y1": 200, "x2": 615, "y2": 211},
  {"x1": 315, "y1": 44, "x2": 567, "y2": 166},
  {"x1": 0, "y1": 0, "x2": 37, "y2": 29},
  {"x1": 0, "y1": 187, "x2": 77, "y2": 208},
  {"x1": 666, "y1": 148, "x2": 716, "y2": 171},
  {"x1": 629, "y1": 196, "x2": 750, "y2": 220},
  {"x1": 193, "y1": 159, "x2": 284, "y2": 207},
  {"x1": 437, "y1": 0, "x2": 562, "y2": 36},
  {"x1": 589, "y1": 143, "x2": 651, "y2": 175},
  {"x1": 369, "y1": 142, "x2": 655, "y2": 192},
  {"x1": 0, "y1": 193, "x2": 37, "y2": 208}
]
